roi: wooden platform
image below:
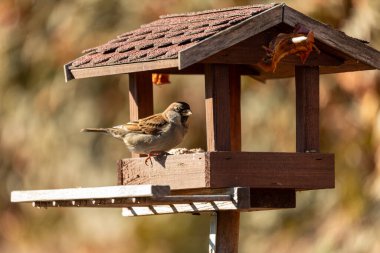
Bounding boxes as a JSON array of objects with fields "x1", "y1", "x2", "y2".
[
  {"x1": 11, "y1": 185, "x2": 296, "y2": 216},
  {"x1": 117, "y1": 152, "x2": 335, "y2": 190}
]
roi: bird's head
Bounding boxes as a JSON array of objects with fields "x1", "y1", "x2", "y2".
[{"x1": 164, "y1": 102, "x2": 192, "y2": 124}]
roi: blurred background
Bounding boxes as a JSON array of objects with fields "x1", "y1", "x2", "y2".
[{"x1": 1, "y1": 0, "x2": 380, "y2": 252}]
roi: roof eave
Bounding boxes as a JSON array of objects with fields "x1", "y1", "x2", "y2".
[{"x1": 64, "y1": 59, "x2": 179, "y2": 82}]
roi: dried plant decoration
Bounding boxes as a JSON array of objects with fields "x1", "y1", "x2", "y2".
[
  {"x1": 152, "y1": 73, "x2": 170, "y2": 85},
  {"x1": 258, "y1": 24, "x2": 320, "y2": 72}
]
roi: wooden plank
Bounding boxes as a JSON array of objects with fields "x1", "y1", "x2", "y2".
[
  {"x1": 283, "y1": 6, "x2": 380, "y2": 69},
  {"x1": 36, "y1": 200, "x2": 238, "y2": 210},
  {"x1": 295, "y1": 66, "x2": 320, "y2": 152},
  {"x1": 179, "y1": 4, "x2": 284, "y2": 69},
  {"x1": 27, "y1": 187, "x2": 294, "y2": 213},
  {"x1": 209, "y1": 152, "x2": 334, "y2": 189},
  {"x1": 119, "y1": 152, "x2": 334, "y2": 190},
  {"x1": 69, "y1": 59, "x2": 178, "y2": 80},
  {"x1": 128, "y1": 72, "x2": 153, "y2": 158},
  {"x1": 31, "y1": 195, "x2": 234, "y2": 208},
  {"x1": 28, "y1": 187, "x2": 253, "y2": 213},
  {"x1": 205, "y1": 64, "x2": 232, "y2": 151},
  {"x1": 11, "y1": 185, "x2": 170, "y2": 203},
  {"x1": 120, "y1": 153, "x2": 208, "y2": 189}
]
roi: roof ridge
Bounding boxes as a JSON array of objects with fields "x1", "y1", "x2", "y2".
[{"x1": 159, "y1": 3, "x2": 279, "y2": 19}]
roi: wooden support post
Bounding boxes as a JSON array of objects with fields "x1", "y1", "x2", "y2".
[
  {"x1": 205, "y1": 64, "x2": 232, "y2": 151},
  {"x1": 205, "y1": 64, "x2": 241, "y2": 253},
  {"x1": 229, "y1": 66, "x2": 241, "y2": 151},
  {"x1": 295, "y1": 66, "x2": 320, "y2": 152},
  {"x1": 209, "y1": 213, "x2": 217, "y2": 253},
  {"x1": 128, "y1": 72, "x2": 153, "y2": 157}
]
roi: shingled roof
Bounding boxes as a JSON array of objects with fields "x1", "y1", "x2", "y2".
[
  {"x1": 70, "y1": 4, "x2": 276, "y2": 69},
  {"x1": 64, "y1": 3, "x2": 380, "y2": 81}
]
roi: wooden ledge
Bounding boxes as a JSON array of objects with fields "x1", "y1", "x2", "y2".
[
  {"x1": 11, "y1": 185, "x2": 170, "y2": 203},
  {"x1": 118, "y1": 152, "x2": 335, "y2": 190},
  {"x1": 11, "y1": 186, "x2": 295, "y2": 215}
]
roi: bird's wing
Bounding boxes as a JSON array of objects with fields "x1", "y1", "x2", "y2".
[
  {"x1": 124, "y1": 121, "x2": 142, "y2": 133},
  {"x1": 125, "y1": 113, "x2": 169, "y2": 135}
]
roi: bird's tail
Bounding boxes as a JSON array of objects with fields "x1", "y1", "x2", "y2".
[
  {"x1": 81, "y1": 128, "x2": 109, "y2": 133},
  {"x1": 81, "y1": 127, "x2": 127, "y2": 140}
]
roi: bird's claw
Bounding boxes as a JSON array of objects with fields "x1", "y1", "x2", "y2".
[
  {"x1": 143, "y1": 151, "x2": 167, "y2": 167},
  {"x1": 144, "y1": 156, "x2": 153, "y2": 167}
]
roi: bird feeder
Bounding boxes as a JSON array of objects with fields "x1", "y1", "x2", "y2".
[{"x1": 11, "y1": 3, "x2": 380, "y2": 253}]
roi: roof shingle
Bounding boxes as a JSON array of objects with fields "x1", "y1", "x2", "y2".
[{"x1": 69, "y1": 3, "x2": 277, "y2": 69}]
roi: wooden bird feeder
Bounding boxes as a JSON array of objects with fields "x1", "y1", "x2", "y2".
[{"x1": 11, "y1": 4, "x2": 380, "y2": 253}]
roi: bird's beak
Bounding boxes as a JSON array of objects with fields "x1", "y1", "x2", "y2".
[{"x1": 181, "y1": 109, "x2": 192, "y2": 116}]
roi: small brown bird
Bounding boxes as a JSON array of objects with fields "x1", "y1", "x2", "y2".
[{"x1": 81, "y1": 102, "x2": 192, "y2": 165}]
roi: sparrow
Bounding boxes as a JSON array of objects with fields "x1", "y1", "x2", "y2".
[{"x1": 81, "y1": 102, "x2": 192, "y2": 166}]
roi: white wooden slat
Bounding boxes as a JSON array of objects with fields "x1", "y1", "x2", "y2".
[
  {"x1": 11, "y1": 185, "x2": 170, "y2": 203},
  {"x1": 121, "y1": 201, "x2": 239, "y2": 216},
  {"x1": 120, "y1": 187, "x2": 250, "y2": 216}
]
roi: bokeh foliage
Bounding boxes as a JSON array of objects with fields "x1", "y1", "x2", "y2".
[{"x1": 1, "y1": 0, "x2": 380, "y2": 252}]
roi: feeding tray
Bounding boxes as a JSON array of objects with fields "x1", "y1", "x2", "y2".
[
  {"x1": 117, "y1": 152, "x2": 334, "y2": 190},
  {"x1": 11, "y1": 185, "x2": 295, "y2": 216}
]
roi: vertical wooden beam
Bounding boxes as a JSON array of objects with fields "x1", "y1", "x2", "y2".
[
  {"x1": 205, "y1": 64, "x2": 231, "y2": 151},
  {"x1": 205, "y1": 64, "x2": 241, "y2": 253},
  {"x1": 129, "y1": 72, "x2": 153, "y2": 157},
  {"x1": 216, "y1": 211, "x2": 240, "y2": 252},
  {"x1": 229, "y1": 66, "x2": 241, "y2": 151},
  {"x1": 295, "y1": 66, "x2": 320, "y2": 152}
]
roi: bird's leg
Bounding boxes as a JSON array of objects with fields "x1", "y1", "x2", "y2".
[
  {"x1": 144, "y1": 151, "x2": 167, "y2": 166},
  {"x1": 144, "y1": 154, "x2": 153, "y2": 167}
]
